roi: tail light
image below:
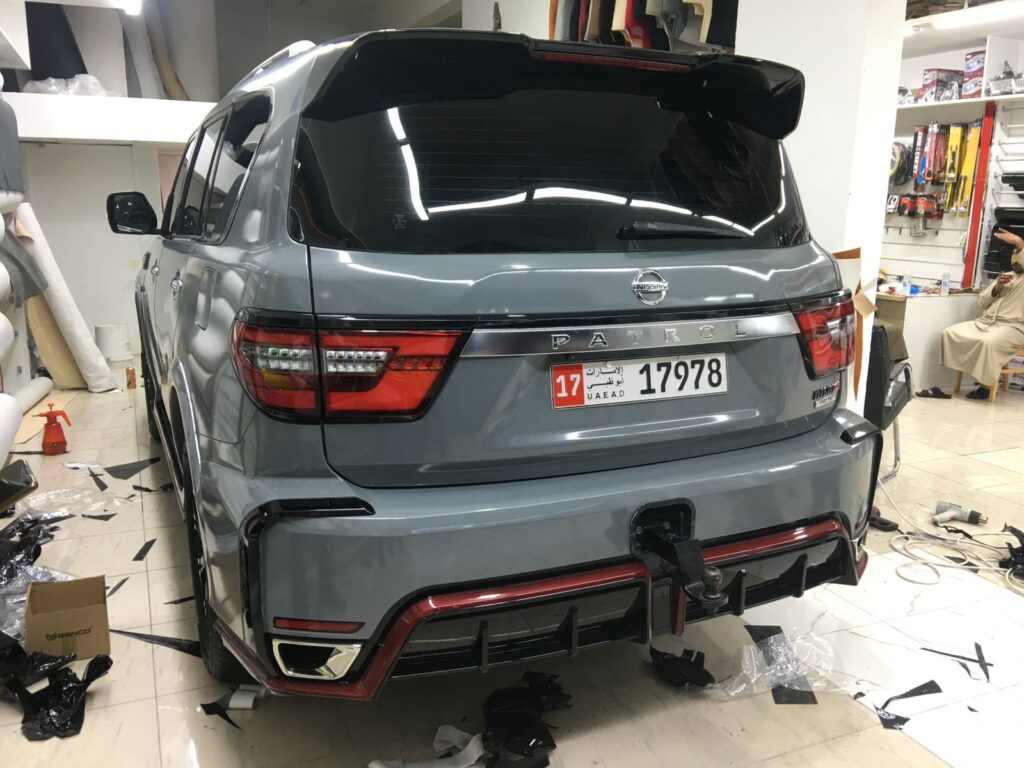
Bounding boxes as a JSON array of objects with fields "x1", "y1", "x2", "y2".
[
  {"x1": 793, "y1": 298, "x2": 855, "y2": 378},
  {"x1": 231, "y1": 319, "x2": 463, "y2": 419},
  {"x1": 319, "y1": 331, "x2": 461, "y2": 414},
  {"x1": 231, "y1": 324, "x2": 319, "y2": 416}
]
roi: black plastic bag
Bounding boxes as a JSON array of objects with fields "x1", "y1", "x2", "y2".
[
  {"x1": 0, "y1": 631, "x2": 74, "y2": 692},
  {"x1": 6, "y1": 654, "x2": 112, "y2": 740}
]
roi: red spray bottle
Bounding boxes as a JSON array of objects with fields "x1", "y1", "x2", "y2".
[{"x1": 35, "y1": 403, "x2": 70, "y2": 455}]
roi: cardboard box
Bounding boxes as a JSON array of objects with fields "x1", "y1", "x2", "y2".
[
  {"x1": 24, "y1": 576, "x2": 110, "y2": 658},
  {"x1": 922, "y1": 68, "x2": 963, "y2": 101}
]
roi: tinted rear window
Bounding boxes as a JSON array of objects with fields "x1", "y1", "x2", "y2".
[{"x1": 291, "y1": 41, "x2": 807, "y2": 254}]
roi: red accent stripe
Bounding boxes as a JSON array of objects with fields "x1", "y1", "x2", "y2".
[
  {"x1": 704, "y1": 519, "x2": 845, "y2": 564},
  {"x1": 963, "y1": 101, "x2": 997, "y2": 289},
  {"x1": 219, "y1": 521, "x2": 847, "y2": 700}
]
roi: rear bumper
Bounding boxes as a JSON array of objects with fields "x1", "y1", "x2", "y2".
[
  {"x1": 218, "y1": 516, "x2": 865, "y2": 700},
  {"x1": 211, "y1": 408, "x2": 879, "y2": 699}
]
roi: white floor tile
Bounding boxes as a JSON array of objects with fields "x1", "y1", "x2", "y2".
[
  {"x1": 826, "y1": 552, "x2": 1005, "y2": 621},
  {"x1": 0, "y1": 698, "x2": 160, "y2": 767},
  {"x1": 741, "y1": 586, "x2": 877, "y2": 636},
  {"x1": 902, "y1": 688, "x2": 1024, "y2": 768}
]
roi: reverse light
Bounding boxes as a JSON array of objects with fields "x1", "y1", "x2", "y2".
[{"x1": 793, "y1": 299, "x2": 856, "y2": 378}]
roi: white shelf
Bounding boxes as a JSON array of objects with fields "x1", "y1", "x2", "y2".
[
  {"x1": 5, "y1": 93, "x2": 215, "y2": 146},
  {"x1": 893, "y1": 94, "x2": 1024, "y2": 133},
  {"x1": 903, "y1": 3, "x2": 1024, "y2": 58}
]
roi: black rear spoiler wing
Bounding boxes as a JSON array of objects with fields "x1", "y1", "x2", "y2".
[{"x1": 302, "y1": 29, "x2": 804, "y2": 140}]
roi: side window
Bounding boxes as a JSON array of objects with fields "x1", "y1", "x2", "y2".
[
  {"x1": 162, "y1": 137, "x2": 196, "y2": 232},
  {"x1": 172, "y1": 116, "x2": 225, "y2": 237},
  {"x1": 204, "y1": 96, "x2": 271, "y2": 241}
]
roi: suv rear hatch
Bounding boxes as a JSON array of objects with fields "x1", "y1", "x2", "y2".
[{"x1": 257, "y1": 33, "x2": 851, "y2": 488}]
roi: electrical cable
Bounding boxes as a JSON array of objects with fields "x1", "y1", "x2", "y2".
[{"x1": 874, "y1": 481, "x2": 1024, "y2": 595}]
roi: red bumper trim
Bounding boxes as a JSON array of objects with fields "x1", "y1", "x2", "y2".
[{"x1": 218, "y1": 519, "x2": 850, "y2": 700}]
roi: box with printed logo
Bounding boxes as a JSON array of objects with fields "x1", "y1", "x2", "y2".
[{"x1": 24, "y1": 576, "x2": 110, "y2": 658}]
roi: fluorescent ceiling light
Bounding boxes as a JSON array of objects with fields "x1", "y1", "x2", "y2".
[
  {"x1": 428, "y1": 193, "x2": 527, "y2": 215},
  {"x1": 120, "y1": 0, "x2": 143, "y2": 15},
  {"x1": 534, "y1": 187, "x2": 627, "y2": 205},
  {"x1": 932, "y1": 1, "x2": 1024, "y2": 29},
  {"x1": 399, "y1": 144, "x2": 428, "y2": 221},
  {"x1": 387, "y1": 108, "x2": 407, "y2": 142},
  {"x1": 703, "y1": 214, "x2": 754, "y2": 237},
  {"x1": 629, "y1": 199, "x2": 694, "y2": 216}
]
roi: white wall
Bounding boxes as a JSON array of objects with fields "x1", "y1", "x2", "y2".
[
  {"x1": 736, "y1": 0, "x2": 906, "y2": 409},
  {"x1": 463, "y1": 0, "x2": 549, "y2": 36},
  {"x1": 22, "y1": 143, "x2": 162, "y2": 354}
]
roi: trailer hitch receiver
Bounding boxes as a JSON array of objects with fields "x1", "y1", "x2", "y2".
[{"x1": 631, "y1": 506, "x2": 728, "y2": 616}]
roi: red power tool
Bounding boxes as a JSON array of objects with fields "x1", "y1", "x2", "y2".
[{"x1": 35, "y1": 403, "x2": 70, "y2": 455}]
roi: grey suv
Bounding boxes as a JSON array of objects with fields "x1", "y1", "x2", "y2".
[{"x1": 107, "y1": 30, "x2": 880, "y2": 699}]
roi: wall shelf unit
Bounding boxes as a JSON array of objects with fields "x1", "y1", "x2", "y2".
[{"x1": 6, "y1": 93, "x2": 214, "y2": 146}]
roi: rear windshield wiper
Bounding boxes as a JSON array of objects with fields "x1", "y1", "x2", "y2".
[{"x1": 616, "y1": 220, "x2": 745, "y2": 240}]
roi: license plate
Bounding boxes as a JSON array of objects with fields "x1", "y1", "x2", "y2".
[{"x1": 551, "y1": 354, "x2": 728, "y2": 409}]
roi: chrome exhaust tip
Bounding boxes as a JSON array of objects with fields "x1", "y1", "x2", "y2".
[{"x1": 271, "y1": 638, "x2": 361, "y2": 680}]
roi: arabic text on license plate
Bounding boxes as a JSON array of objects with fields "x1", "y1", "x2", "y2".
[{"x1": 550, "y1": 354, "x2": 728, "y2": 409}]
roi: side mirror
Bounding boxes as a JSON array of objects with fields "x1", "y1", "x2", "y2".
[{"x1": 106, "y1": 191, "x2": 158, "y2": 235}]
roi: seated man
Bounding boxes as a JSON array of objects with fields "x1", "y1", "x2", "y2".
[{"x1": 942, "y1": 229, "x2": 1024, "y2": 399}]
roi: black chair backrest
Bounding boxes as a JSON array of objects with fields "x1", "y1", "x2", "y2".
[{"x1": 864, "y1": 324, "x2": 891, "y2": 430}]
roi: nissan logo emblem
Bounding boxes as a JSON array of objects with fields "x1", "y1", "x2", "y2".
[{"x1": 631, "y1": 269, "x2": 669, "y2": 305}]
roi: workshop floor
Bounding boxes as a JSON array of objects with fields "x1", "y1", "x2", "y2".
[{"x1": 3, "y1": 377, "x2": 1024, "y2": 767}]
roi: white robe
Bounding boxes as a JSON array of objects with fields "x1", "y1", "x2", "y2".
[{"x1": 942, "y1": 267, "x2": 1024, "y2": 386}]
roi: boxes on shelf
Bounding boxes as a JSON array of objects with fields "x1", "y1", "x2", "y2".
[
  {"x1": 1010, "y1": 354, "x2": 1024, "y2": 389},
  {"x1": 922, "y1": 68, "x2": 963, "y2": 101},
  {"x1": 964, "y1": 50, "x2": 985, "y2": 99}
]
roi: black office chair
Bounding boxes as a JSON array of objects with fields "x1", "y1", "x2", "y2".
[{"x1": 864, "y1": 324, "x2": 912, "y2": 483}]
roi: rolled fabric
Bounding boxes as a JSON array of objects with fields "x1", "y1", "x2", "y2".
[
  {"x1": 0, "y1": 392, "x2": 20, "y2": 462},
  {"x1": 12, "y1": 375, "x2": 52, "y2": 413},
  {"x1": 0, "y1": 312, "x2": 13, "y2": 358},
  {"x1": 15, "y1": 203, "x2": 117, "y2": 392},
  {"x1": 0, "y1": 261, "x2": 10, "y2": 303}
]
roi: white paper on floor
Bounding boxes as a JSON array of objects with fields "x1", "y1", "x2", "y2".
[{"x1": 368, "y1": 726, "x2": 488, "y2": 768}]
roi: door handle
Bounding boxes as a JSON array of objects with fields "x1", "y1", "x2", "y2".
[{"x1": 170, "y1": 275, "x2": 183, "y2": 298}]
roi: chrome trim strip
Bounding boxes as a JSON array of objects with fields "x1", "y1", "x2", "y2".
[
  {"x1": 460, "y1": 312, "x2": 800, "y2": 357},
  {"x1": 271, "y1": 638, "x2": 361, "y2": 680}
]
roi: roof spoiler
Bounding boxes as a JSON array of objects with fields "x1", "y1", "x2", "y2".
[{"x1": 303, "y1": 30, "x2": 804, "y2": 140}]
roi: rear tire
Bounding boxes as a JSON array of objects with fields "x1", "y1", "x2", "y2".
[
  {"x1": 180, "y1": 451, "x2": 251, "y2": 684},
  {"x1": 140, "y1": 347, "x2": 159, "y2": 441}
]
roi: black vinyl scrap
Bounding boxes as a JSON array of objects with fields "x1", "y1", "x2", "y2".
[
  {"x1": 110, "y1": 629, "x2": 201, "y2": 658},
  {"x1": 873, "y1": 680, "x2": 942, "y2": 730},
  {"x1": 650, "y1": 646, "x2": 715, "y2": 688},
  {"x1": 103, "y1": 457, "x2": 160, "y2": 480}
]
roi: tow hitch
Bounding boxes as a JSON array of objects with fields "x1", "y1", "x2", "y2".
[{"x1": 630, "y1": 504, "x2": 728, "y2": 623}]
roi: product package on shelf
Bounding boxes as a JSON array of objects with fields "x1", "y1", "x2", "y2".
[
  {"x1": 922, "y1": 68, "x2": 963, "y2": 101},
  {"x1": 964, "y1": 50, "x2": 985, "y2": 99}
]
